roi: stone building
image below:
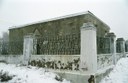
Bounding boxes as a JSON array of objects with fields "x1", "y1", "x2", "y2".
[
  {"x1": 9, "y1": 11, "x2": 110, "y2": 55},
  {"x1": 125, "y1": 40, "x2": 128, "y2": 52},
  {"x1": 5, "y1": 11, "x2": 128, "y2": 83},
  {"x1": 0, "y1": 38, "x2": 3, "y2": 54}
]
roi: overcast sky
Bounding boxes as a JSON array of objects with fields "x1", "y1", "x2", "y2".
[{"x1": 0, "y1": 0, "x2": 128, "y2": 39}]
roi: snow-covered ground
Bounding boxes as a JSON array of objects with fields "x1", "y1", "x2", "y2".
[
  {"x1": 1, "y1": 57, "x2": 128, "y2": 83},
  {"x1": 100, "y1": 57, "x2": 128, "y2": 83},
  {"x1": 0, "y1": 63, "x2": 70, "y2": 83}
]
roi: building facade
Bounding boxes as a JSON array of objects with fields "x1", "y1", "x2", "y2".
[
  {"x1": 5, "y1": 11, "x2": 128, "y2": 83},
  {"x1": 9, "y1": 11, "x2": 110, "y2": 55}
]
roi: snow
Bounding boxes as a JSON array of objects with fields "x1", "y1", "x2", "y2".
[
  {"x1": 1, "y1": 57, "x2": 128, "y2": 83},
  {"x1": 0, "y1": 63, "x2": 70, "y2": 83},
  {"x1": 100, "y1": 57, "x2": 128, "y2": 83}
]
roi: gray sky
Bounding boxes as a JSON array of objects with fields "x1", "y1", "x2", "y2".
[{"x1": 0, "y1": 0, "x2": 128, "y2": 39}]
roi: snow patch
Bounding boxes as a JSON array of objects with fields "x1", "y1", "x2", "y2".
[
  {"x1": 100, "y1": 58, "x2": 128, "y2": 83},
  {"x1": 0, "y1": 63, "x2": 70, "y2": 83}
]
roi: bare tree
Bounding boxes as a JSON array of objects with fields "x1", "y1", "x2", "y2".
[{"x1": 1, "y1": 31, "x2": 9, "y2": 55}]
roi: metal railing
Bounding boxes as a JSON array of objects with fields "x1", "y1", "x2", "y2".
[
  {"x1": 33, "y1": 34, "x2": 80, "y2": 55},
  {"x1": 97, "y1": 37, "x2": 111, "y2": 54}
]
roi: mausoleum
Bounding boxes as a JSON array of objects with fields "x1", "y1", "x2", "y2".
[
  {"x1": 8, "y1": 11, "x2": 122, "y2": 83},
  {"x1": 9, "y1": 11, "x2": 110, "y2": 55}
]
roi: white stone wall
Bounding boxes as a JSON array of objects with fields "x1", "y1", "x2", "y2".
[
  {"x1": 0, "y1": 53, "x2": 125, "y2": 71},
  {"x1": 0, "y1": 55, "x2": 23, "y2": 64},
  {"x1": 97, "y1": 53, "x2": 126, "y2": 70},
  {"x1": 126, "y1": 52, "x2": 128, "y2": 57},
  {"x1": 97, "y1": 54, "x2": 113, "y2": 69},
  {"x1": 31, "y1": 55, "x2": 80, "y2": 63},
  {"x1": 116, "y1": 53, "x2": 124, "y2": 61},
  {"x1": 29, "y1": 55, "x2": 80, "y2": 70}
]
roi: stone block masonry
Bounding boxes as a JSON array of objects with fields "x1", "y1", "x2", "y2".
[
  {"x1": 9, "y1": 11, "x2": 109, "y2": 55},
  {"x1": 1, "y1": 11, "x2": 127, "y2": 83}
]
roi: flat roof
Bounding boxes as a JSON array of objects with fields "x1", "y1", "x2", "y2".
[{"x1": 9, "y1": 11, "x2": 110, "y2": 30}]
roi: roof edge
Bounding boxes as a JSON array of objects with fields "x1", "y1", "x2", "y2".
[
  {"x1": 9, "y1": 11, "x2": 110, "y2": 30},
  {"x1": 9, "y1": 11, "x2": 89, "y2": 29},
  {"x1": 87, "y1": 11, "x2": 110, "y2": 31}
]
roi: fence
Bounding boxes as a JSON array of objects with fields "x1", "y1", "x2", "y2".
[
  {"x1": 33, "y1": 34, "x2": 80, "y2": 55},
  {"x1": 0, "y1": 37, "x2": 127, "y2": 70},
  {"x1": 97, "y1": 37, "x2": 111, "y2": 54}
]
